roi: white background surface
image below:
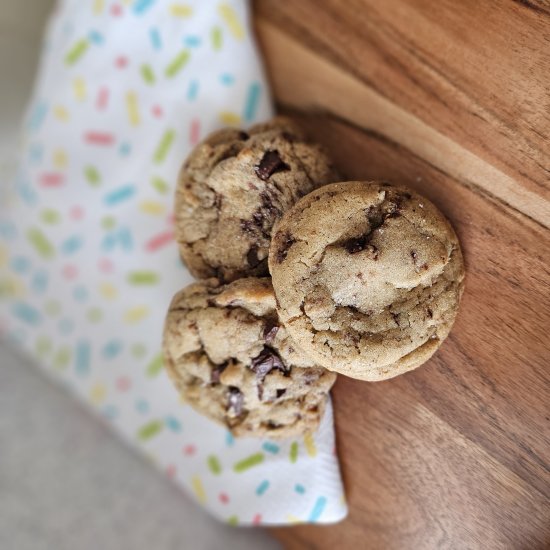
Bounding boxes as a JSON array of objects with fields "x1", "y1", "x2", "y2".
[{"x1": 0, "y1": 1, "x2": 280, "y2": 548}]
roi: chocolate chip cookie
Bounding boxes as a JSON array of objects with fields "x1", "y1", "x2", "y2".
[
  {"x1": 163, "y1": 277, "x2": 337, "y2": 438},
  {"x1": 175, "y1": 117, "x2": 340, "y2": 282},
  {"x1": 269, "y1": 181, "x2": 465, "y2": 381}
]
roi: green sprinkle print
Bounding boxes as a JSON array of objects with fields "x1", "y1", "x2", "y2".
[
  {"x1": 165, "y1": 50, "x2": 190, "y2": 78},
  {"x1": 127, "y1": 271, "x2": 159, "y2": 285},
  {"x1": 290, "y1": 441, "x2": 299, "y2": 463},
  {"x1": 227, "y1": 516, "x2": 238, "y2": 526},
  {"x1": 207, "y1": 455, "x2": 222, "y2": 475},
  {"x1": 65, "y1": 39, "x2": 89, "y2": 65},
  {"x1": 233, "y1": 453, "x2": 264, "y2": 473},
  {"x1": 146, "y1": 354, "x2": 164, "y2": 377},
  {"x1": 27, "y1": 228, "x2": 55, "y2": 259},
  {"x1": 53, "y1": 347, "x2": 71, "y2": 370},
  {"x1": 137, "y1": 420, "x2": 163, "y2": 441},
  {"x1": 151, "y1": 176, "x2": 169, "y2": 194},
  {"x1": 140, "y1": 64, "x2": 155, "y2": 84},
  {"x1": 211, "y1": 26, "x2": 222, "y2": 50},
  {"x1": 153, "y1": 129, "x2": 175, "y2": 164},
  {"x1": 41, "y1": 209, "x2": 60, "y2": 225},
  {"x1": 84, "y1": 165, "x2": 101, "y2": 186}
]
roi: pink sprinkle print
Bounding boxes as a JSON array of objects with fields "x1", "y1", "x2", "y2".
[
  {"x1": 39, "y1": 172, "x2": 65, "y2": 188},
  {"x1": 110, "y1": 4, "x2": 123, "y2": 16},
  {"x1": 116, "y1": 376, "x2": 131, "y2": 392},
  {"x1": 84, "y1": 131, "x2": 115, "y2": 146},
  {"x1": 183, "y1": 445, "x2": 196, "y2": 456},
  {"x1": 62, "y1": 264, "x2": 78, "y2": 280},
  {"x1": 190, "y1": 118, "x2": 200, "y2": 146},
  {"x1": 69, "y1": 206, "x2": 84, "y2": 220},
  {"x1": 96, "y1": 88, "x2": 109, "y2": 110},
  {"x1": 145, "y1": 230, "x2": 174, "y2": 252},
  {"x1": 98, "y1": 258, "x2": 114, "y2": 273},
  {"x1": 152, "y1": 105, "x2": 163, "y2": 118},
  {"x1": 115, "y1": 56, "x2": 128, "y2": 69},
  {"x1": 166, "y1": 213, "x2": 175, "y2": 225},
  {"x1": 252, "y1": 514, "x2": 262, "y2": 525},
  {"x1": 219, "y1": 493, "x2": 229, "y2": 505},
  {"x1": 166, "y1": 464, "x2": 177, "y2": 479}
]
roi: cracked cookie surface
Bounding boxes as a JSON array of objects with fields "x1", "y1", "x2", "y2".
[
  {"x1": 269, "y1": 181, "x2": 465, "y2": 381},
  {"x1": 175, "y1": 117, "x2": 340, "y2": 282},
  {"x1": 163, "y1": 277, "x2": 337, "y2": 438}
]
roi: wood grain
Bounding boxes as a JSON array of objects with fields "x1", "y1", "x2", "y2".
[
  {"x1": 251, "y1": 2, "x2": 550, "y2": 547},
  {"x1": 254, "y1": 2, "x2": 550, "y2": 228}
]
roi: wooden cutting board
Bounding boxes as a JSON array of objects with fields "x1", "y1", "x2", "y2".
[{"x1": 253, "y1": 1, "x2": 550, "y2": 548}]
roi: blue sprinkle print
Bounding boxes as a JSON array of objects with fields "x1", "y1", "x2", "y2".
[
  {"x1": 12, "y1": 302, "x2": 42, "y2": 326},
  {"x1": 119, "y1": 142, "x2": 132, "y2": 156},
  {"x1": 262, "y1": 442, "x2": 280, "y2": 454},
  {"x1": 295, "y1": 484, "x2": 306, "y2": 494},
  {"x1": 243, "y1": 82, "x2": 261, "y2": 122},
  {"x1": 31, "y1": 270, "x2": 49, "y2": 294},
  {"x1": 134, "y1": 0, "x2": 156, "y2": 14},
  {"x1": 75, "y1": 340, "x2": 91, "y2": 377},
  {"x1": 103, "y1": 405, "x2": 119, "y2": 420},
  {"x1": 118, "y1": 227, "x2": 133, "y2": 251},
  {"x1": 11, "y1": 256, "x2": 30, "y2": 274},
  {"x1": 165, "y1": 416, "x2": 182, "y2": 432},
  {"x1": 136, "y1": 399, "x2": 149, "y2": 414},
  {"x1": 187, "y1": 80, "x2": 199, "y2": 101},
  {"x1": 220, "y1": 73, "x2": 234, "y2": 86},
  {"x1": 29, "y1": 143, "x2": 43, "y2": 164},
  {"x1": 88, "y1": 30, "x2": 104, "y2": 44},
  {"x1": 28, "y1": 102, "x2": 48, "y2": 131},
  {"x1": 149, "y1": 27, "x2": 162, "y2": 50},
  {"x1": 58, "y1": 318, "x2": 74, "y2": 335},
  {"x1": 73, "y1": 286, "x2": 88, "y2": 302},
  {"x1": 61, "y1": 235, "x2": 83, "y2": 255},
  {"x1": 183, "y1": 35, "x2": 201, "y2": 48},
  {"x1": 308, "y1": 496, "x2": 327, "y2": 522},
  {"x1": 101, "y1": 233, "x2": 116, "y2": 251},
  {"x1": 256, "y1": 480, "x2": 270, "y2": 496},
  {"x1": 16, "y1": 178, "x2": 37, "y2": 206},
  {"x1": 0, "y1": 221, "x2": 16, "y2": 239},
  {"x1": 226, "y1": 431, "x2": 235, "y2": 447},
  {"x1": 102, "y1": 340, "x2": 122, "y2": 359},
  {"x1": 103, "y1": 185, "x2": 136, "y2": 206},
  {"x1": 9, "y1": 328, "x2": 27, "y2": 344}
]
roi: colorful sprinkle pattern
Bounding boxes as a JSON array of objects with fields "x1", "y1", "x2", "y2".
[{"x1": 0, "y1": 0, "x2": 347, "y2": 525}]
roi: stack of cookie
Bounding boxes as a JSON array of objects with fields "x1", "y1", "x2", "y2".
[{"x1": 163, "y1": 117, "x2": 465, "y2": 439}]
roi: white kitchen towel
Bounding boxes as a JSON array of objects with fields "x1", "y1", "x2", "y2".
[{"x1": 0, "y1": 0, "x2": 347, "y2": 525}]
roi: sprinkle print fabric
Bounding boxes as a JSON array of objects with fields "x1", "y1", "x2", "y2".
[{"x1": 0, "y1": 0, "x2": 347, "y2": 525}]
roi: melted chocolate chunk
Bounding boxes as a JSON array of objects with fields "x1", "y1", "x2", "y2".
[
  {"x1": 211, "y1": 363, "x2": 227, "y2": 384},
  {"x1": 276, "y1": 389, "x2": 286, "y2": 399},
  {"x1": 263, "y1": 321, "x2": 279, "y2": 344},
  {"x1": 238, "y1": 131, "x2": 249, "y2": 140},
  {"x1": 427, "y1": 308, "x2": 433, "y2": 319},
  {"x1": 254, "y1": 150, "x2": 290, "y2": 181},
  {"x1": 247, "y1": 246, "x2": 261, "y2": 267},
  {"x1": 227, "y1": 387, "x2": 244, "y2": 415},
  {"x1": 343, "y1": 236, "x2": 379, "y2": 259},
  {"x1": 251, "y1": 347, "x2": 289, "y2": 379},
  {"x1": 240, "y1": 219, "x2": 255, "y2": 233},
  {"x1": 276, "y1": 232, "x2": 296, "y2": 263}
]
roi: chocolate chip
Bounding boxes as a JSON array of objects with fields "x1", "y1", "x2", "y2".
[
  {"x1": 251, "y1": 347, "x2": 289, "y2": 379},
  {"x1": 211, "y1": 363, "x2": 227, "y2": 384},
  {"x1": 213, "y1": 193, "x2": 222, "y2": 209},
  {"x1": 267, "y1": 420, "x2": 282, "y2": 429},
  {"x1": 254, "y1": 150, "x2": 290, "y2": 181},
  {"x1": 238, "y1": 131, "x2": 249, "y2": 140},
  {"x1": 427, "y1": 308, "x2": 433, "y2": 319},
  {"x1": 276, "y1": 232, "x2": 296, "y2": 263},
  {"x1": 227, "y1": 387, "x2": 244, "y2": 415},
  {"x1": 276, "y1": 389, "x2": 286, "y2": 399},
  {"x1": 410, "y1": 250, "x2": 418, "y2": 262},
  {"x1": 263, "y1": 321, "x2": 279, "y2": 344},
  {"x1": 240, "y1": 219, "x2": 255, "y2": 233},
  {"x1": 247, "y1": 246, "x2": 261, "y2": 267},
  {"x1": 343, "y1": 236, "x2": 379, "y2": 259}
]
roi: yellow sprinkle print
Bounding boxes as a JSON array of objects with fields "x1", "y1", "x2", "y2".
[
  {"x1": 53, "y1": 106, "x2": 69, "y2": 121},
  {"x1": 124, "y1": 306, "x2": 149, "y2": 324},
  {"x1": 73, "y1": 77, "x2": 87, "y2": 101},
  {"x1": 139, "y1": 200, "x2": 165, "y2": 216},
  {"x1": 218, "y1": 3, "x2": 245, "y2": 40},
  {"x1": 219, "y1": 111, "x2": 241, "y2": 126},
  {"x1": 93, "y1": 0, "x2": 104, "y2": 14},
  {"x1": 304, "y1": 432, "x2": 317, "y2": 458},
  {"x1": 126, "y1": 91, "x2": 140, "y2": 126},
  {"x1": 170, "y1": 3, "x2": 193, "y2": 17},
  {"x1": 1, "y1": 276, "x2": 26, "y2": 298},
  {"x1": 53, "y1": 149, "x2": 67, "y2": 169},
  {"x1": 191, "y1": 475, "x2": 207, "y2": 504},
  {"x1": 89, "y1": 383, "x2": 107, "y2": 405},
  {"x1": 99, "y1": 282, "x2": 118, "y2": 300},
  {"x1": 286, "y1": 514, "x2": 302, "y2": 524}
]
